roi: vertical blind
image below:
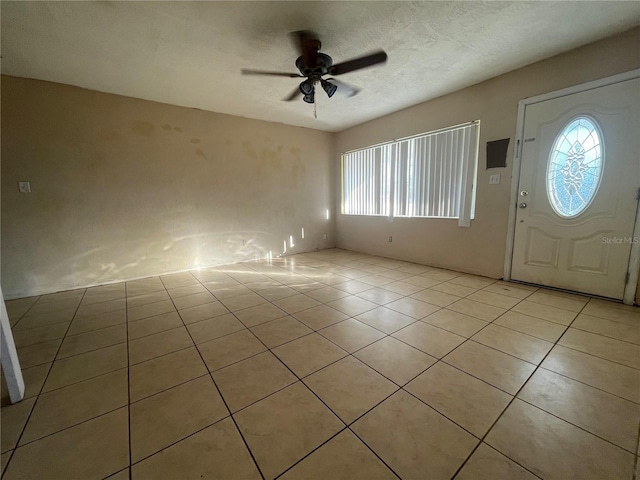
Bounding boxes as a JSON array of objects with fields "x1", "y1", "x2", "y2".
[
  {"x1": 341, "y1": 144, "x2": 393, "y2": 216},
  {"x1": 341, "y1": 121, "x2": 479, "y2": 227}
]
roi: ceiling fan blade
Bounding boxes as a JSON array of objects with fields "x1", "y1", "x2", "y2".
[
  {"x1": 241, "y1": 69, "x2": 302, "y2": 78},
  {"x1": 289, "y1": 30, "x2": 320, "y2": 65},
  {"x1": 327, "y1": 78, "x2": 360, "y2": 97},
  {"x1": 329, "y1": 50, "x2": 387, "y2": 76},
  {"x1": 283, "y1": 86, "x2": 302, "y2": 102}
]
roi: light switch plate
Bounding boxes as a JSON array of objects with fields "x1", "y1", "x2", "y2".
[
  {"x1": 18, "y1": 181, "x2": 31, "y2": 193},
  {"x1": 489, "y1": 174, "x2": 501, "y2": 185}
]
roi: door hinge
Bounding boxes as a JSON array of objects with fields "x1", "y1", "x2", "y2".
[{"x1": 625, "y1": 271, "x2": 630, "y2": 285}]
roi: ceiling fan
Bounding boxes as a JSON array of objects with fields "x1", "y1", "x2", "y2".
[{"x1": 241, "y1": 30, "x2": 387, "y2": 103}]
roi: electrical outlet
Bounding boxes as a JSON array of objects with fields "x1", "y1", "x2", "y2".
[
  {"x1": 389, "y1": 236, "x2": 393, "y2": 242},
  {"x1": 323, "y1": 234, "x2": 327, "y2": 240},
  {"x1": 18, "y1": 181, "x2": 31, "y2": 193},
  {"x1": 489, "y1": 174, "x2": 501, "y2": 185}
]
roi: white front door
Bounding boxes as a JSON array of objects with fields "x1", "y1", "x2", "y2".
[{"x1": 511, "y1": 77, "x2": 640, "y2": 300}]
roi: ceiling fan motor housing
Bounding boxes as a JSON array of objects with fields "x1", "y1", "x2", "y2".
[
  {"x1": 240, "y1": 32, "x2": 386, "y2": 102},
  {"x1": 295, "y1": 53, "x2": 333, "y2": 77}
]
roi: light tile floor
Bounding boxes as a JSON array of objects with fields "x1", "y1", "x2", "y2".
[{"x1": 1, "y1": 248, "x2": 639, "y2": 479}]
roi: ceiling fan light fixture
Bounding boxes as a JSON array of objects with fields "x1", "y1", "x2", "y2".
[
  {"x1": 299, "y1": 79, "x2": 314, "y2": 95},
  {"x1": 321, "y1": 79, "x2": 337, "y2": 98},
  {"x1": 303, "y1": 91, "x2": 315, "y2": 104}
]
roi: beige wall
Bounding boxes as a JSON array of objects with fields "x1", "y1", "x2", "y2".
[
  {"x1": 1, "y1": 76, "x2": 335, "y2": 298},
  {"x1": 334, "y1": 28, "x2": 640, "y2": 301},
  {"x1": 2, "y1": 28, "x2": 639, "y2": 302}
]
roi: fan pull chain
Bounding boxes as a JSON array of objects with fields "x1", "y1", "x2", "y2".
[{"x1": 313, "y1": 99, "x2": 317, "y2": 119}]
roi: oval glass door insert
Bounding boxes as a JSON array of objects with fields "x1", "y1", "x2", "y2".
[{"x1": 546, "y1": 116, "x2": 604, "y2": 218}]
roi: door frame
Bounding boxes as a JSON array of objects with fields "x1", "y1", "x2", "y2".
[{"x1": 504, "y1": 69, "x2": 640, "y2": 305}]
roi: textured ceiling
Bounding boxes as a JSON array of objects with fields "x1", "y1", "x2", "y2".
[{"x1": 2, "y1": 1, "x2": 639, "y2": 132}]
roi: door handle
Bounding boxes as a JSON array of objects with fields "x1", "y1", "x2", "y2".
[{"x1": 519, "y1": 203, "x2": 528, "y2": 209}]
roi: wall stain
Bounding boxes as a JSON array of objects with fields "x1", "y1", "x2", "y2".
[
  {"x1": 242, "y1": 140, "x2": 257, "y2": 159},
  {"x1": 291, "y1": 159, "x2": 306, "y2": 186},
  {"x1": 132, "y1": 121, "x2": 155, "y2": 137},
  {"x1": 195, "y1": 148, "x2": 207, "y2": 158},
  {"x1": 174, "y1": 127, "x2": 183, "y2": 133},
  {"x1": 257, "y1": 148, "x2": 283, "y2": 174},
  {"x1": 190, "y1": 138, "x2": 201, "y2": 144},
  {"x1": 161, "y1": 124, "x2": 172, "y2": 131},
  {"x1": 280, "y1": 204, "x2": 295, "y2": 218},
  {"x1": 288, "y1": 147, "x2": 305, "y2": 187}
]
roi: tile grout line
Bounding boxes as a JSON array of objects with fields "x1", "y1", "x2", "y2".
[
  {"x1": 11, "y1": 403, "x2": 128, "y2": 451},
  {"x1": 544, "y1": 342, "x2": 640, "y2": 371},
  {"x1": 566, "y1": 324, "x2": 640, "y2": 347},
  {"x1": 487, "y1": 318, "x2": 566, "y2": 342},
  {"x1": 633, "y1": 428, "x2": 640, "y2": 480},
  {"x1": 50, "y1": 335, "x2": 129, "y2": 363},
  {"x1": 128, "y1": 371, "x2": 210, "y2": 406},
  {"x1": 449, "y1": 296, "x2": 594, "y2": 480},
  {"x1": 15, "y1": 337, "x2": 127, "y2": 374},
  {"x1": 11, "y1": 317, "x2": 73, "y2": 334},
  {"x1": 208, "y1": 264, "x2": 405, "y2": 479},
  {"x1": 32, "y1": 365, "x2": 130, "y2": 397},
  {"x1": 159, "y1": 272, "x2": 267, "y2": 480},
  {"x1": 127, "y1": 413, "x2": 237, "y2": 468},
  {"x1": 9, "y1": 293, "x2": 60, "y2": 330},
  {"x1": 0, "y1": 450, "x2": 14, "y2": 478},
  {"x1": 247, "y1": 325, "x2": 404, "y2": 480},
  {"x1": 533, "y1": 365, "x2": 639, "y2": 405},
  {"x1": 3, "y1": 288, "x2": 89, "y2": 476},
  {"x1": 124, "y1": 282, "x2": 133, "y2": 480},
  {"x1": 514, "y1": 396, "x2": 639, "y2": 455},
  {"x1": 66, "y1": 316, "x2": 127, "y2": 338},
  {"x1": 464, "y1": 442, "x2": 545, "y2": 480},
  {"x1": 270, "y1": 428, "x2": 365, "y2": 480}
]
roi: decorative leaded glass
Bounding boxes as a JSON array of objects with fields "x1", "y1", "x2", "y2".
[{"x1": 546, "y1": 116, "x2": 603, "y2": 218}]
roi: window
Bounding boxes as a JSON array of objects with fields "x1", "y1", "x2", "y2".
[
  {"x1": 341, "y1": 121, "x2": 480, "y2": 226},
  {"x1": 546, "y1": 116, "x2": 603, "y2": 218},
  {"x1": 341, "y1": 144, "x2": 393, "y2": 216}
]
